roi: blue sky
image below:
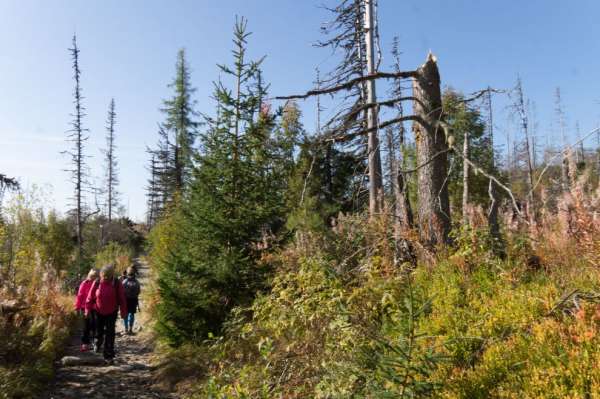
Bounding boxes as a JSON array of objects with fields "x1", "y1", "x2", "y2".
[{"x1": 1, "y1": 1, "x2": 599, "y2": 221}]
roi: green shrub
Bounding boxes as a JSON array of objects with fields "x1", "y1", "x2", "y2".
[
  {"x1": 94, "y1": 241, "x2": 134, "y2": 275},
  {"x1": 186, "y1": 244, "x2": 445, "y2": 398}
]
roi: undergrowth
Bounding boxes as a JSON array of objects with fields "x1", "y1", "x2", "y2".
[
  {"x1": 0, "y1": 187, "x2": 141, "y2": 398},
  {"x1": 0, "y1": 272, "x2": 76, "y2": 399},
  {"x1": 149, "y1": 180, "x2": 600, "y2": 398}
]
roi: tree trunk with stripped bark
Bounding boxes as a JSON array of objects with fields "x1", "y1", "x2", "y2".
[{"x1": 413, "y1": 53, "x2": 451, "y2": 246}]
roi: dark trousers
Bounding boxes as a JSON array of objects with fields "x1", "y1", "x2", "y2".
[
  {"x1": 96, "y1": 311, "x2": 118, "y2": 359},
  {"x1": 81, "y1": 310, "x2": 97, "y2": 345}
]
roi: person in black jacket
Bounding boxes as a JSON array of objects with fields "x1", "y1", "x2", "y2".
[{"x1": 121, "y1": 266, "x2": 141, "y2": 334}]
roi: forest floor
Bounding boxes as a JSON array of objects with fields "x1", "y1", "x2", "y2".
[{"x1": 45, "y1": 259, "x2": 177, "y2": 399}]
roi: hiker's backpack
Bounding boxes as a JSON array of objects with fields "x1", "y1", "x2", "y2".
[{"x1": 122, "y1": 278, "x2": 140, "y2": 299}]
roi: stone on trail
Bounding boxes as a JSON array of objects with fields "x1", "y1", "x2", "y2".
[{"x1": 61, "y1": 353, "x2": 106, "y2": 366}]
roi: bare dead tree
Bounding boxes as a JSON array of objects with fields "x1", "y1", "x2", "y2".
[
  {"x1": 462, "y1": 112, "x2": 470, "y2": 225},
  {"x1": 575, "y1": 121, "x2": 585, "y2": 165},
  {"x1": 145, "y1": 121, "x2": 175, "y2": 227},
  {"x1": 276, "y1": 0, "x2": 461, "y2": 244},
  {"x1": 364, "y1": 0, "x2": 384, "y2": 215},
  {"x1": 103, "y1": 98, "x2": 119, "y2": 223},
  {"x1": 555, "y1": 87, "x2": 570, "y2": 191},
  {"x1": 388, "y1": 37, "x2": 413, "y2": 233},
  {"x1": 531, "y1": 126, "x2": 600, "y2": 195},
  {"x1": 505, "y1": 118, "x2": 512, "y2": 185},
  {"x1": 386, "y1": 127, "x2": 412, "y2": 234},
  {"x1": 597, "y1": 123, "x2": 600, "y2": 177},
  {"x1": 63, "y1": 35, "x2": 89, "y2": 265},
  {"x1": 277, "y1": 49, "x2": 452, "y2": 244},
  {"x1": 511, "y1": 77, "x2": 536, "y2": 223},
  {"x1": 528, "y1": 100, "x2": 539, "y2": 170},
  {"x1": 484, "y1": 88, "x2": 501, "y2": 243},
  {"x1": 315, "y1": 0, "x2": 367, "y2": 106},
  {"x1": 146, "y1": 152, "x2": 160, "y2": 227},
  {"x1": 313, "y1": 0, "x2": 371, "y2": 211},
  {"x1": 155, "y1": 124, "x2": 176, "y2": 211}
]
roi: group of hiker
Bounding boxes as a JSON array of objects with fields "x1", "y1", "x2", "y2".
[{"x1": 74, "y1": 263, "x2": 141, "y2": 363}]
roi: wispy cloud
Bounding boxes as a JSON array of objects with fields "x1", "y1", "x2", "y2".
[{"x1": 4, "y1": 133, "x2": 65, "y2": 145}]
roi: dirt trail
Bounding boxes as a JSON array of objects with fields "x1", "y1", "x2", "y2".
[{"x1": 46, "y1": 259, "x2": 176, "y2": 399}]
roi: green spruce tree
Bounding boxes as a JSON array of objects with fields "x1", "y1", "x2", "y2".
[
  {"x1": 154, "y1": 17, "x2": 290, "y2": 345},
  {"x1": 443, "y1": 88, "x2": 498, "y2": 210},
  {"x1": 160, "y1": 48, "x2": 199, "y2": 193}
]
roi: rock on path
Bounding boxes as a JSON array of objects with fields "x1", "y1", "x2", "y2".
[{"x1": 46, "y1": 259, "x2": 177, "y2": 399}]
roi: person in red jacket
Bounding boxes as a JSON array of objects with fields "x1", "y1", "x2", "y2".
[
  {"x1": 75, "y1": 268, "x2": 99, "y2": 352},
  {"x1": 85, "y1": 264, "x2": 127, "y2": 362}
]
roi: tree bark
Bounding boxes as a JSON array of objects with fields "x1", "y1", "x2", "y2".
[
  {"x1": 413, "y1": 53, "x2": 451, "y2": 246},
  {"x1": 555, "y1": 88, "x2": 569, "y2": 192},
  {"x1": 514, "y1": 78, "x2": 535, "y2": 223},
  {"x1": 462, "y1": 128, "x2": 469, "y2": 225},
  {"x1": 386, "y1": 128, "x2": 413, "y2": 239},
  {"x1": 364, "y1": 0, "x2": 384, "y2": 217},
  {"x1": 484, "y1": 89, "x2": 502, "y2": 251}
]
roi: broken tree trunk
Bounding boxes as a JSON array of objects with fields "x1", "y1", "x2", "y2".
[
  {"x1": 0, "y1": 299, "x2": 29, "y2": 315},
  {"x1": 413, "y1": 53, "x2": 451, "y2": 246},
  {"x1": 562, "y1": 156, "x2": 570, "y2": 192},
  {"x1": 567, "y1": 148, "x2": 578, "y2": 190}
]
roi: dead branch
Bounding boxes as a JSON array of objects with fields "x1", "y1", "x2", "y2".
[
  {"x1": 299, "y1": 154, "x2": 317, "y2": 206},
  {"x1": 451, "y1": 146, "x2": 524, "y2": 218},
  {"x1": 531, "y1": 126, "x2": 600, "y2": 194},
  {"x1": 329, "y1": 115, "x2": 430, "y2": 143},
  {"x1": 274, "y1": 70, "x2": 418, "y2": 100},
  {"x1": 0, "y1": 174, "x2": 19, "y2": 191},
  {"x1": 462, "y1": 88, "x2": 506, "y2": 103},
  {"x1": 546, "y1": 289, "x2": 579, "y2": 316},
  {"x1": 0, "y1": 300, "x2": 29, "y2": 315},
  {"x1": 340, "y1": 96, "x2": 424, "y2": 124},
  {"x1": 546, "y1": 289, "x2": 600, "y2": 317}
]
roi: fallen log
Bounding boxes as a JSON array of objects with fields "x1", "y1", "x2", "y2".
[{"x1": 0, "y1": 299, "x2": 29, "y2": 315}]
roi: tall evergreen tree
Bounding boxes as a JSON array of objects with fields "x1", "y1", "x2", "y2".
[
  {"x1": 154, "y1": 17, "x2": 287, "y2": 345},
  {"x1": 146, "y1": 50, "x2": 198, "y2": 223},
  {"x1": 160, "y1": 49, "x2": 199, "y2": 192}
]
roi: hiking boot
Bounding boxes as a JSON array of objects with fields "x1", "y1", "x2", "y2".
[{"x1": 94, "y1": 344, "x2": 102, "y2": 353}]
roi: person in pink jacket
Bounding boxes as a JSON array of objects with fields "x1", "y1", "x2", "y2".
[
  {"x1": 85, "y1": 264, "x2": 127, "y2": 362},
  {"x1": 75, "y1": 268, "x2": 98, "y2": 352}
]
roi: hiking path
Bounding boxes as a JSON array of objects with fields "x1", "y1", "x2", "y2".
[{"x1": 46, "y1": 258, "x2": 176, "y2": 399}]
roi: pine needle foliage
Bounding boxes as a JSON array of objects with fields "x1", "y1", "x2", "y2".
[
  {"x1": 161, "y1": 48, "x2": 199, "y2": 191},
  {"x1": 153, "y1": 18, "x2": 291, "y2": 346}
]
